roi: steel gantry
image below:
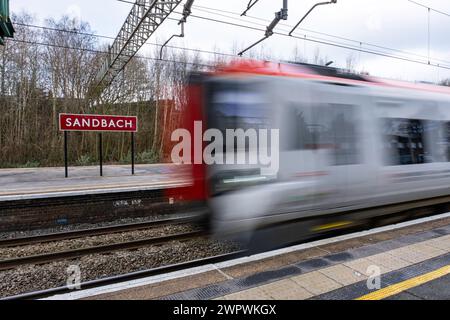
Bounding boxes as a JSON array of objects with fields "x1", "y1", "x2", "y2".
[
  {"x1": 90, "y1": 0, "x2": 184, "y2": 98},
  {"x1": 0, "y1": 0, "x2": 14, "y2": 45},
  {"x1": 91, "y1": 0, "x2": 339, "y2": 98}
]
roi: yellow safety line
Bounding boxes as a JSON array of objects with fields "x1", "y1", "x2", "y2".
[
  {"x1": 312, "y1": 221, "x2": 352, "y2": 232},
  {"x1": 356, "y1": 265, "x2": 450, "y2": 300}
]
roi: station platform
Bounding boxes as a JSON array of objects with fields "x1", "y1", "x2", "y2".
[
  {"x1": 0, "y1": 164, "x2": 190, "y2": 202},
  {"x1": 50, "y1": 212, "x2": 450, "y2": 300}
]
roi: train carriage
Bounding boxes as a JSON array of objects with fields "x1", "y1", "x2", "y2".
[{"x1": 171, "y1": 59, "x2": 450, "y2": 249}]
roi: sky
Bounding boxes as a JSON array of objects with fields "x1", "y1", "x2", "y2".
[{"x1": 10, "y1": 0, "x2": 450, "y2": 83}]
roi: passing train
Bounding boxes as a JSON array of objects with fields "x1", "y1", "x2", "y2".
[{"x1": 170, "y1": 59, "x2": 450, "y2": 249}]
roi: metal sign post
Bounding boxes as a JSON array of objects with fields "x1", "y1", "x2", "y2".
[
  {"x1": 59, "y1": 113, "x2": 138, "y2": 178},
  {"x1": 99, "y1": 133, "x2": 103, "y2": 177},
  {"x1": 131, "y1": 132, "x2": 135, "y2": 175},
  {"x1": 64, "y1": 131, "x2": 69, "y2": 178}
]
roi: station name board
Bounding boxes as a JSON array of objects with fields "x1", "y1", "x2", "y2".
[{"x1": 59, "y1": 113, "x2": 138, "y2": 133}]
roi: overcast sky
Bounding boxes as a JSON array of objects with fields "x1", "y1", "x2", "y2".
[{"x1": 10, "y1": 0, "x2": 450, "y2": 83}]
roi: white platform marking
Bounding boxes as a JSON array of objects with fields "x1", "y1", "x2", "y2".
[{"x1": 43, "y1": 211, "x2": 450, "y2": 300}]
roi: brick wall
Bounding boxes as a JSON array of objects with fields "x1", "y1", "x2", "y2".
[{"x1": 0, "y1": 189, "x2": 191, "y2": 232}]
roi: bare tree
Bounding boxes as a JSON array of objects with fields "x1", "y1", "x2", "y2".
[
  {"x1": 291, "y1": 44, "x2": 307, "y2": 63},
  {"x1": 346, "y1": 53, "x2": 356, "y2": 72},
  {"x1": 0, "y1": 11, "x2": 207, "y2": 168},
  {"x1": 312, "y1": 47, "x2": 329, "y2": 66}
]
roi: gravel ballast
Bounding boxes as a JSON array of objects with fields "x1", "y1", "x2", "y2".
[
  {"x1": 0, "y1": 224, "x2": 200, "y2": 259},
  {"x1": 0, "y1": 237, "x2": 240, "y2": 299},
  {"x1": 0, "y1": 213, "x2": 196, "y2": 240}
]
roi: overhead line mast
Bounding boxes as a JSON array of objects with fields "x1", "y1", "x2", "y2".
[
  {"x1": 238, "y1": 0, "x2": 338, "y2": 57},
  {"x1": 160, "y1": 0, "x2": 195, "y2": 59},
  {"x1": 89, "y1": 0, "x2": 184, "y2": 99},
  {"x1": 0, "y1": 0, "x2": 14, "y2": 45},
  {"x1": 238, "y1": 0, "x2": 288, "y2": 57}
]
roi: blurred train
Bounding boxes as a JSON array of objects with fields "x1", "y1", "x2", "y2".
[{"x1": 169, "y1": 59, "x2": 450, "y2": 249}]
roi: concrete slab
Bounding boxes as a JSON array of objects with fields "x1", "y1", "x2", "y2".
[
  {"x1": 318, "y1": 264, "x2": 367, "y2": 286},
  {"x1": 425, "y1": 235, "x2": 450, "y2": 251},
  {"x1": 221, "y1": 287, "x2": 273, "y2": 300},
  {"x1": 0, "y1": 164, "x2": 190, "y2": 201},
  {"x1": 366, "y1": 253, "x2": 410, "y2": 271},
  {"x1": 412, "y1": 243, "x2": 446, "y2": 258},
  {"x1": 258, "y1": 279, "x2": 313, "y2": 300},
  {"x1": 291, "y1": 271, "x2": 342, "y2": 296},
  {"x1": 49, "y1": 214, "x2": 450, "y2": 301},
  {"x1": 387, "y1": 246, "x2": 433, "y2": 264},
  {"x1": 344, "y1": 257, "x2": 392, "y2": 275}
]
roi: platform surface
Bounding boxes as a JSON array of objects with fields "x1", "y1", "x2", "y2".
[
  {"x1": 48, "y1": 213, "x2": 450, "y2": 301},
  {"x1": 0, "y1": 164, "x2": 190, "y2": 201}
]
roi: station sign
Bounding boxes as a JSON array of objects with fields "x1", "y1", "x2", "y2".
[{"x1": 59, "y1": 113, "x2": 138, "y2": 133}]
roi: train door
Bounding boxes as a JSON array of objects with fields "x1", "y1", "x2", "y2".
[
  {"x1": 312, "y1": 83, "x2": 375, "y2": 208},
  {"x1": 274, "y1": 78, "x2": 323, "y2": 215}
]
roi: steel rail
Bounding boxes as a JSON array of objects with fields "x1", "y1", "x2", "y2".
[
  {"x1": 2, "y1": 250, "x2": 247, "y2": 300},
  {"x1": 0, "y1": 215, "x2": 202, "y2": 248},
  {"x1": 3, "y1": 198, "x2": 450, "y2": 300},
  {"x1": 0, "y1": 230, "x2": 207, "y2": 271}
]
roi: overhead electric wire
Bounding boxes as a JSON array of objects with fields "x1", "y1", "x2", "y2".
[
  {"x1": 407, "y1": 0, "x2": 450, "y2": 17},
  {"x1": 10, "y1": 1, "x2": 450, "y2": 71},
  {"x1": 164, "y1": 9, "x2": 450, "y2": 70},
  {"x1": 7, "y1": 38, "x2": 215, "y2": 68},
  {"x1": 114, "y1": 0, "x2": 450, "y2": 67},
  {"x1": 12, "y1": 21, "x2": 238, "y2": 59},
  {"x1": 191, "y1": 3, "x2": 450, "y2": 66},
  {"x1": 405, "y1": 0, "x2": 450, "y2": 66}
]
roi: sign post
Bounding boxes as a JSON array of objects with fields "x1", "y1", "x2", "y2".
[
  {"x1": 131, "y1": 132, "x2": 135, "y2": 175},
  {"x1": 59, "y1": 113, "x2": 138, "y2": 178},
  {"x1": 64, "y1": 131, "x2": 68, "y2": 178},
  {"x1": 98, "y1": 133, "x2": 103, "y2": 177}
]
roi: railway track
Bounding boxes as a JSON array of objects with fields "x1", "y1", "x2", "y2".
[
  {"x1": 3, "y1": 201, "x2": 450, "y2": 300},
  {"x1": 0, "y1": 230, "x2": 208, "y2": 271},
  {"x1": 0, "y1": 213, "x2": 209, "y2": 271},
  {"x1": 0, "y1": 214, "x2": 202, "y2": 248},
  {"x1": 2, "y1": 250, "x2": 247, "y2": 300}
]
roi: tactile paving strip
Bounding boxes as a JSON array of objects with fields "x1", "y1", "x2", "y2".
[
  {"x1": 315, "y1": 252, "x2": 450, "y2": 300},
  {"x1": 161, "y1": 226, "x2": 450, "y2": 300}
]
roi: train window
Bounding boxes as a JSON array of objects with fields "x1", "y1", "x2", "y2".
[
  {"x1": 331, "y1": 105, "x2": 360, "y2": 166},
  {"x1": 424, "y1": 121, "x2": 449, "y2": 163},
  {"x1": 381, "y1": 118, "x2": 429, "y2": 165},
  {"x1": 281, "y1": 105, "x2": 304, "y2": 151},
  {"x1": 207, "y1": 81, "x2": 270, "y2": 152},
  {"x1": 284, "y1": 104, "x2": 315, "y2": 151},
  {"x1": 447, "y1": 123, "x2": 450, "y2": 162},
  {"x1": 289, "y1": 104, "x2": 330, "y2": 150},
  {"x1": 294, "y1": 104, "x2": 361, "y2": 166}
]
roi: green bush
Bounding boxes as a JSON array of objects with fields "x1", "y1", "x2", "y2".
[
  {"x1": 119, "y1": 151, "x2": 159, "y2": 164},
  {"x1": 137, "y1": 151, "x2": 159, "y2": 164},
  {"x1": 76, "y1": 155, "x2": 94, "y2": 166},
  {"x1": 119, "y1": 153, "x2": 131, "y2": 164},
  {"x1": 21, "y1": 161, "x2": 40, "y2": 168}
]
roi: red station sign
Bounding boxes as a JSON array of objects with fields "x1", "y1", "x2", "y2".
[{"x1": 59, "y1": 113, "x2": 138, "y2": 133}]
